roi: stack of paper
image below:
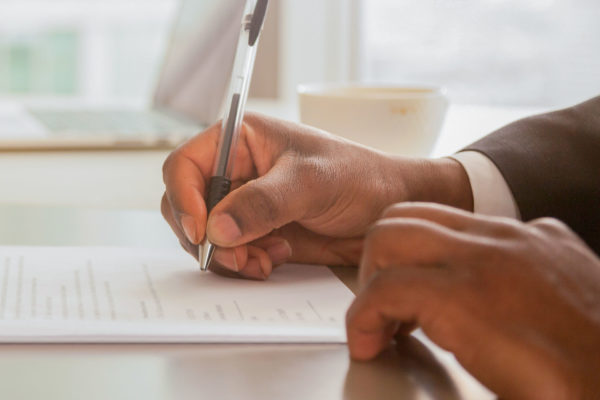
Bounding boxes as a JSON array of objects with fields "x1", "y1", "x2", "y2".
[{"x1": 0, "y1": 246, "x2": 355, "y2": 343}]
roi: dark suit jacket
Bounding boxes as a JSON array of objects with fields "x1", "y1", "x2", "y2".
[{"x1": 464, "y1": 96, "x2": 600, "y2": 254}]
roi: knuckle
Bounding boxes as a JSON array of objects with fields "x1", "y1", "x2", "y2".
[
  {"x1": 531, "y1": 217, "x2": 569, "y2": 234},
  {"x1": 529, "y1": 218, "x2": 583, "y2": 248},
  {"x1": 488, "y1": 217, "x2": 524, "y2": 238}
]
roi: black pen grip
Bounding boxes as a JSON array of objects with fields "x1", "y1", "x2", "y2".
[{"x1": 206, "y1": 176, "x2": 232, "y2": 214}]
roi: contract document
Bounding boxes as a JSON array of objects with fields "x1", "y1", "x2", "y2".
[{"x1": 0, "y1": 246, "x2": 355, "y2": 343}]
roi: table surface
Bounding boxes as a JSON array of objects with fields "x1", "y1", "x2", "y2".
[{"x1": 0, "y1": 204, "x2": 494, "y2": 400}]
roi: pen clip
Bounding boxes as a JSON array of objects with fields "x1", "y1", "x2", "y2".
[{"x1": 248, "y1": 0, "x2": 268, "y2": 46}]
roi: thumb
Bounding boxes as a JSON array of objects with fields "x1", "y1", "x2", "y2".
[{"x1": 206, "y1": 163, "x2": 307, "y2": 247}]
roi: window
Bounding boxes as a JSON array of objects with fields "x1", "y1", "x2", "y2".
[
  {"x1": 358, "y1": 0, "x2": 600, "y2": 107},
  {"x1": 0, "y1": 0, "x2": 175, "y2": 104}
]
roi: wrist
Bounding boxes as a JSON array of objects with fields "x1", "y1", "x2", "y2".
[{"x1": 391, "y1": 156, "x2": 474, "y2": 211}]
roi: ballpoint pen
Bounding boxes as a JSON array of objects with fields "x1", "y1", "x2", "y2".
[{"x1": 200, "y1": 0, "x2": 269, "y2": 271}]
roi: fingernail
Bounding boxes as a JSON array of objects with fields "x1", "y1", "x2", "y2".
[
  {"x1": 207, "y1": 213, "x2": 242, "y2": 245},
  {"x1": 180, "y1": 214, "x2": 198, "y2": 244},
  {"x1": 266, "y1": 240, "x2": 292, "y2": 265},
  {"x1": 212, "y1": 249, "x2": 239, "y2": 272},
  {"x1": 240, "y1": 258, "x2": 267, "y2": 281}
]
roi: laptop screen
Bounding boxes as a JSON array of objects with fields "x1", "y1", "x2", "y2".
[{"x1": 153, "y1": 0, "x2": 244, "y2": 126}]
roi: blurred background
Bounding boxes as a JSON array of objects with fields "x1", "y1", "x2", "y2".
[
  {"x1": 0, "y1": 0, "x2": 173, "y2": 105},
  {"x1": 0, "y1": 0, "x2": 598, "y2": 210},
  {"x1": 1, "y1": 0, "x2": 599, "y2": 108}
]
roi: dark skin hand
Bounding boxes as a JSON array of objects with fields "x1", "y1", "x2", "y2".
[
  {"x1": 346, "y1": 202, "x2": 600, "y2": 399},
  {"x1": 161, "y1": 113, "x2": 471, "y2": 279},
  {"x1": 163, "y1": 113, "x2": 600, "y2": 397}
]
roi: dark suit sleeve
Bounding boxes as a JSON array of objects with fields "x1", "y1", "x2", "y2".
[{"x1": 463, "y1": 96, "x2": 600, "y2": 254}]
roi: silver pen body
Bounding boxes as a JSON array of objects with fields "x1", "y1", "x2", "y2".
[{"x1": 200, "y1": 0, "x2": 268, "y2": 271}]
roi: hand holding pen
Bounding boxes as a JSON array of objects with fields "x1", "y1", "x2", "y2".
[
  {"x1": 161, "y1": 1, "x2": 471, "y2": 280},
  {"x1": 162, "y1": 108, "x2": 457, "y2": 279}
]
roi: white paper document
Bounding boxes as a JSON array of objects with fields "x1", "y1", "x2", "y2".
[{"x1": 0, "y1": 246, "x2": 355, "y2": 343}]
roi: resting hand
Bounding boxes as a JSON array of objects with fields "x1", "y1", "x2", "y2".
[
  {"x1": 161, "y1": 114, "x2": 471, "y2": 279},
  {"x1": 346, "y1": 203, "x2": 600, "y2": 399}
]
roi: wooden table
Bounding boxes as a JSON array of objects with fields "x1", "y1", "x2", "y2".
[{"x1": 0, "y1": 204, "x2": 494, "y2": 400}]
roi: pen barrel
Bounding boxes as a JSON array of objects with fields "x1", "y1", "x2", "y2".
[
  {"x1": 212, "y1": 0, "x2": 263, "y2": 179},
  {"x1": 206, "y1": 176, "x2": 232, "y2": 214},
  {"x1": 206, "y1": 0, "x2": 267, "y2": 215}
]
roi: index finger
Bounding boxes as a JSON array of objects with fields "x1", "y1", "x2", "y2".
[
  {"x1": 359, "y1": 217, "x2": 476, "y2": 287},
  {"x1": 381, "y1": 202, "x2": 523, "y2": 237},
  {"x1": 162, "y1": 115, "x2": 292, "y2": 246},
  {"x1": 346, "y1": 267, "x2": 449, "y2": 361},
  {"x1": 162, "y1": 123, "x2": 221, "y2": 243}
]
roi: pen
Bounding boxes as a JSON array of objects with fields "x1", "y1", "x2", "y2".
[{"x1": 200, "y1": 0, "x2": 269, "y2": 271}]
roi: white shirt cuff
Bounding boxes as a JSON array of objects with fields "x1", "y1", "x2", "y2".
[{"x1": 450, "y1": 151, "x2": 521, "y2": 219}]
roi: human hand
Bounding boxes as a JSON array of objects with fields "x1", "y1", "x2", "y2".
[
  {"x1": 161, "y1": 113, "x2": 472, "y2": 279},
  {"x1": 346, "y1": 203, "x2": 600, "y2": 399}
]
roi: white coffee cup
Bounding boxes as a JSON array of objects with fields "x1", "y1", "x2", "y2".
[{"x1": 298, "y1": 83, "x2": 448, "y2": 156}]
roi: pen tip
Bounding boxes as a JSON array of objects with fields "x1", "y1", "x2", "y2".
[{"x1": 200, "y1": 243, "x2": 215, "y2": 271}]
